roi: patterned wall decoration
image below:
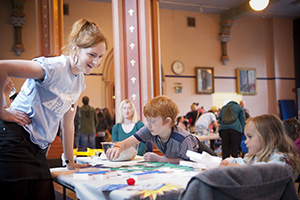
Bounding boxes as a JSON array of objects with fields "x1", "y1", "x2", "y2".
[{"x1": 124, "y1": 0, "x2": 141, "y2": 113}]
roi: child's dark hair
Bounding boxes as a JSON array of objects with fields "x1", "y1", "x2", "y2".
[
  {"x1": 176, "y1": 116, "x2": 183, "y2": 125},
  {"x1": 82, "y1": 96, "x2": 89, "y2": 105},
  {"x1": 284, "y1": 118, "x2": 300, "y2": 141}
]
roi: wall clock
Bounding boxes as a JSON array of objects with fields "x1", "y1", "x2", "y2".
[{"x1": 171, "y1": 60, "x2": 184, "y2": 75}]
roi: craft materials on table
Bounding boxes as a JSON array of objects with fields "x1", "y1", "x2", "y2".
[
  {"x1": 53, "y1": 155, "x2": 204, "y2": 200},
  {"x1": 71, "y1": 161, "x2": 196, "y2": 181}
]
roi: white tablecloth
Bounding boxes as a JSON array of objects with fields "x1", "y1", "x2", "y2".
[{"x1": 51, "y1": 156, "x2": 201, "y2": 200}]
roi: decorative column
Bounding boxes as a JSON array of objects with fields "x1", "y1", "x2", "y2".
[
  {"x1": 151, "y1": 0, "x2": 162, "y2": 96},
  {"x1": 11, "y1": 0, "x2": 25, "y2": 56},
  {"x1": 219, "y1": 20, "x2": 234, "y2": 65},
  {"x1": 36, "y1": 0, "x2": 63, "y2": 56},
  {"x1": 112, "y1": 0, "x2": 155, "y2": 119},
  {"x1": 124, "y1": 0, "x2": 141, "y2": 113}
]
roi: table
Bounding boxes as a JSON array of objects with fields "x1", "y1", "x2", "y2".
[
  {"x1": 51, "y1": 156, "x2": 202, "y2": 200},
  {"x1": 196, "y1": 133, "x2": 220, "y2": 142},
  {"x1": 196, "y1": 133, "x2": 221, "y2": 152}
]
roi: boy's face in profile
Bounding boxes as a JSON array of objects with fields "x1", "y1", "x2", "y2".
[{"x1": 146, "y1": 116, "x2": 170, "y2": 136}]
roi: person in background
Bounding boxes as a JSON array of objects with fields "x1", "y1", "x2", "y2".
[
  {"x1": 74, "y1": 105, "x2": 81, "y2": 148},
  {"x1": 239, "y1": 101, "x2": 251, "y2": 154},
  {"x1": 218, "y1": 101, "x2": 246, "y2": 159},
  {"x1": 3, "y1": 78, "x2": 15, "y2": 108},
  {"x1": 186, "y1": 103, "x2": 201, "y2": 134},
  {"x1": 106, "y1": 96, "x2": 215, "y2": 164},
  {"x1": 0, "y1": 18, "x2": 106, "y2": 198},
  {"x1": 112, "y1": 99, "x2": 147, "y2": 156},
  {"x1": 197, "y1": 105, "x2": 205, "y2": 115},
  {"x1": 210, "y1": 106, "x2": 219, "y2": 119},
  {"x1": 111, "y1": 107, "x2": 116, "y2": 126},
  {"x1": 96, "y1": 108, "x2": 109, "y2": 149},
  {"x1": 9, "y1": 91, "x2": 18, "y2": 102},
  {"x1": 79, "y1": 96, "x2": 98, "y2": 149},
  {"x1": 219, "y1": 114, "x2": 300, "y2": 180},
  {"x1": 195, "y1": 111, "x2": 219, "y2": 136},
  {"x1": 283, "y1": 118, "x2": 300, "y2": 152},
  {"x1": 239, "y1": 100, "x2": 250, "y2": 118},
  {"x1": 103, "y1": 107, "x2": 113, "y2": 133},
  {"x1": 176, "y1": 116, "x2": 187, "y2": 130}
]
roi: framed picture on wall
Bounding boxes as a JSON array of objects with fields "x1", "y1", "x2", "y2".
[
  {"x1": 195, "y1": 67, "x2": 214, "y2": 94},
  {"x1": 237, "y1": 68, "x2": 257, "y2": 95}
]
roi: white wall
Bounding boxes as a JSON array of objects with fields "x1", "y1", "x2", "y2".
[
  {"x1": 0, "y1": 1, "x2": 296, "y2": 118},
  {"x1": 63, "y1": 0, "x2": 113, "y2": 109},
  {"x1": 160, "y1": 9, "x2": 296, "y2": 117}
]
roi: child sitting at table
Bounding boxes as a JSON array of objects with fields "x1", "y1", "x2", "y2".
[
  {"x1": 106, "y1": 95, "x2": 215, "y2": 164},
  {"x1": 219, "y1": 114, "x2": 300, "y2": 179},
  {"x1": 283, "y1": 118, "x2": 300, "y2": 152}
]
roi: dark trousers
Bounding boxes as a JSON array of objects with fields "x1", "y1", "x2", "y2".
[
  {"x1": 219, "y1": 129, "x2": 242, "y2": 159},
  {"x1": 0, "y1": 120, "x2": 55, "y2": 200},
  {"x1": 0, "y1": 179, "x2": 55, "y2": 200}
]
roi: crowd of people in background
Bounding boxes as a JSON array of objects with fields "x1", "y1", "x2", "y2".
[
  {"x1": 69, "y1": 94, "x2": 300, "y2": 176},
  {"x1": 7, "y1": 67, "x2": 300, "y2": 191},
  {"x1": 73, "y1": 97, "x2": 115, "y2": 150},
  {"x1": 75, "y1": 95, "x2": 300, "y2": 168}
]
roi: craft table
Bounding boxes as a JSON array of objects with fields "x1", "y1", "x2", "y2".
[{"x1": 51, "y1": 156, "x2": 202, "y2": 200}]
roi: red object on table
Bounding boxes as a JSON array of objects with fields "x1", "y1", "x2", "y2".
[{"x1": 127, "y1": 178, "x2": 135, "y2": 185}]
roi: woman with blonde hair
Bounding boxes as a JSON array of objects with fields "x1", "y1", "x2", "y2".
[
  {"x1": 0, "y1": 18, "x2": 107, "y2": 198},
  {"x1": 112, "y1": 99, "x2": 147, "y2": 155}
]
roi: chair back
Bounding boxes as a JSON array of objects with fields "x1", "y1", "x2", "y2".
[{"x1": 180, "y1": 163, "x2": 298, "y2": 200}]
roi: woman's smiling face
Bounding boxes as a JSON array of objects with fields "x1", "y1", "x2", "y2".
[{"x1": 72, "y1": 42, "x2": 106, "y2": 75}]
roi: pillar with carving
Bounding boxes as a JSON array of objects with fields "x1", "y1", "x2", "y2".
[
  {"x1": 11, "y1": 0, "x2": 25, "y2": 56},
  {"x1": 112, "y1": 0, "x2": 159, "y2": 120},
  {"x1": 219, "y1": 20, "x2": 234, "y2": 65}
]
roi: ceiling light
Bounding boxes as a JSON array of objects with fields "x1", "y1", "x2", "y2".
[{"x1": 249, "y1": 0, "x2": 269, "y2": 11}]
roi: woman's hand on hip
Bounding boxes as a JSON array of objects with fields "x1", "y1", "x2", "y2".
[{"x1": 0, "y1": 108, "x2": 31, "y2": 125}]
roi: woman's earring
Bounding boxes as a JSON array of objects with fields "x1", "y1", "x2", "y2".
[{"x1": 74, "y1": 54, "x2": 79, "y2": 65}]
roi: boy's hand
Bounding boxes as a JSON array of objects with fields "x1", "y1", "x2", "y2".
[
  {"x1": 106, "y1": 146, "x2": 121, "y2": 160},
  {"x1": 143, "y1": 152, "x2": 162, "y2": 162}
]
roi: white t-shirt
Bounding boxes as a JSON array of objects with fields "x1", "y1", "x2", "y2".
[
  {"x1": 195, "y1": 112, "x2": 216, "y2": 129},
  {"x1": 11, "y1": 55, "x2": 86, "y2": 149}
]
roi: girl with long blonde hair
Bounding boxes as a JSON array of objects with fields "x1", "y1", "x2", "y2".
[{"x1": 220, "y1": 114, "x2": 300, "y2": 178}]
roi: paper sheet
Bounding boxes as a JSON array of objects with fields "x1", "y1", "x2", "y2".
[{"x1": 186, "y1": 150, "x2": 222, "y2": 169}]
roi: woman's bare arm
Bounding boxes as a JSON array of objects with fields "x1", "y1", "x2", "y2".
[
  {"x1": 61, "y1": 102, "x2": 91, "y2": 170},
  {"x1": 0, "y1": 60, "x2": 45, "y2": 124}
]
